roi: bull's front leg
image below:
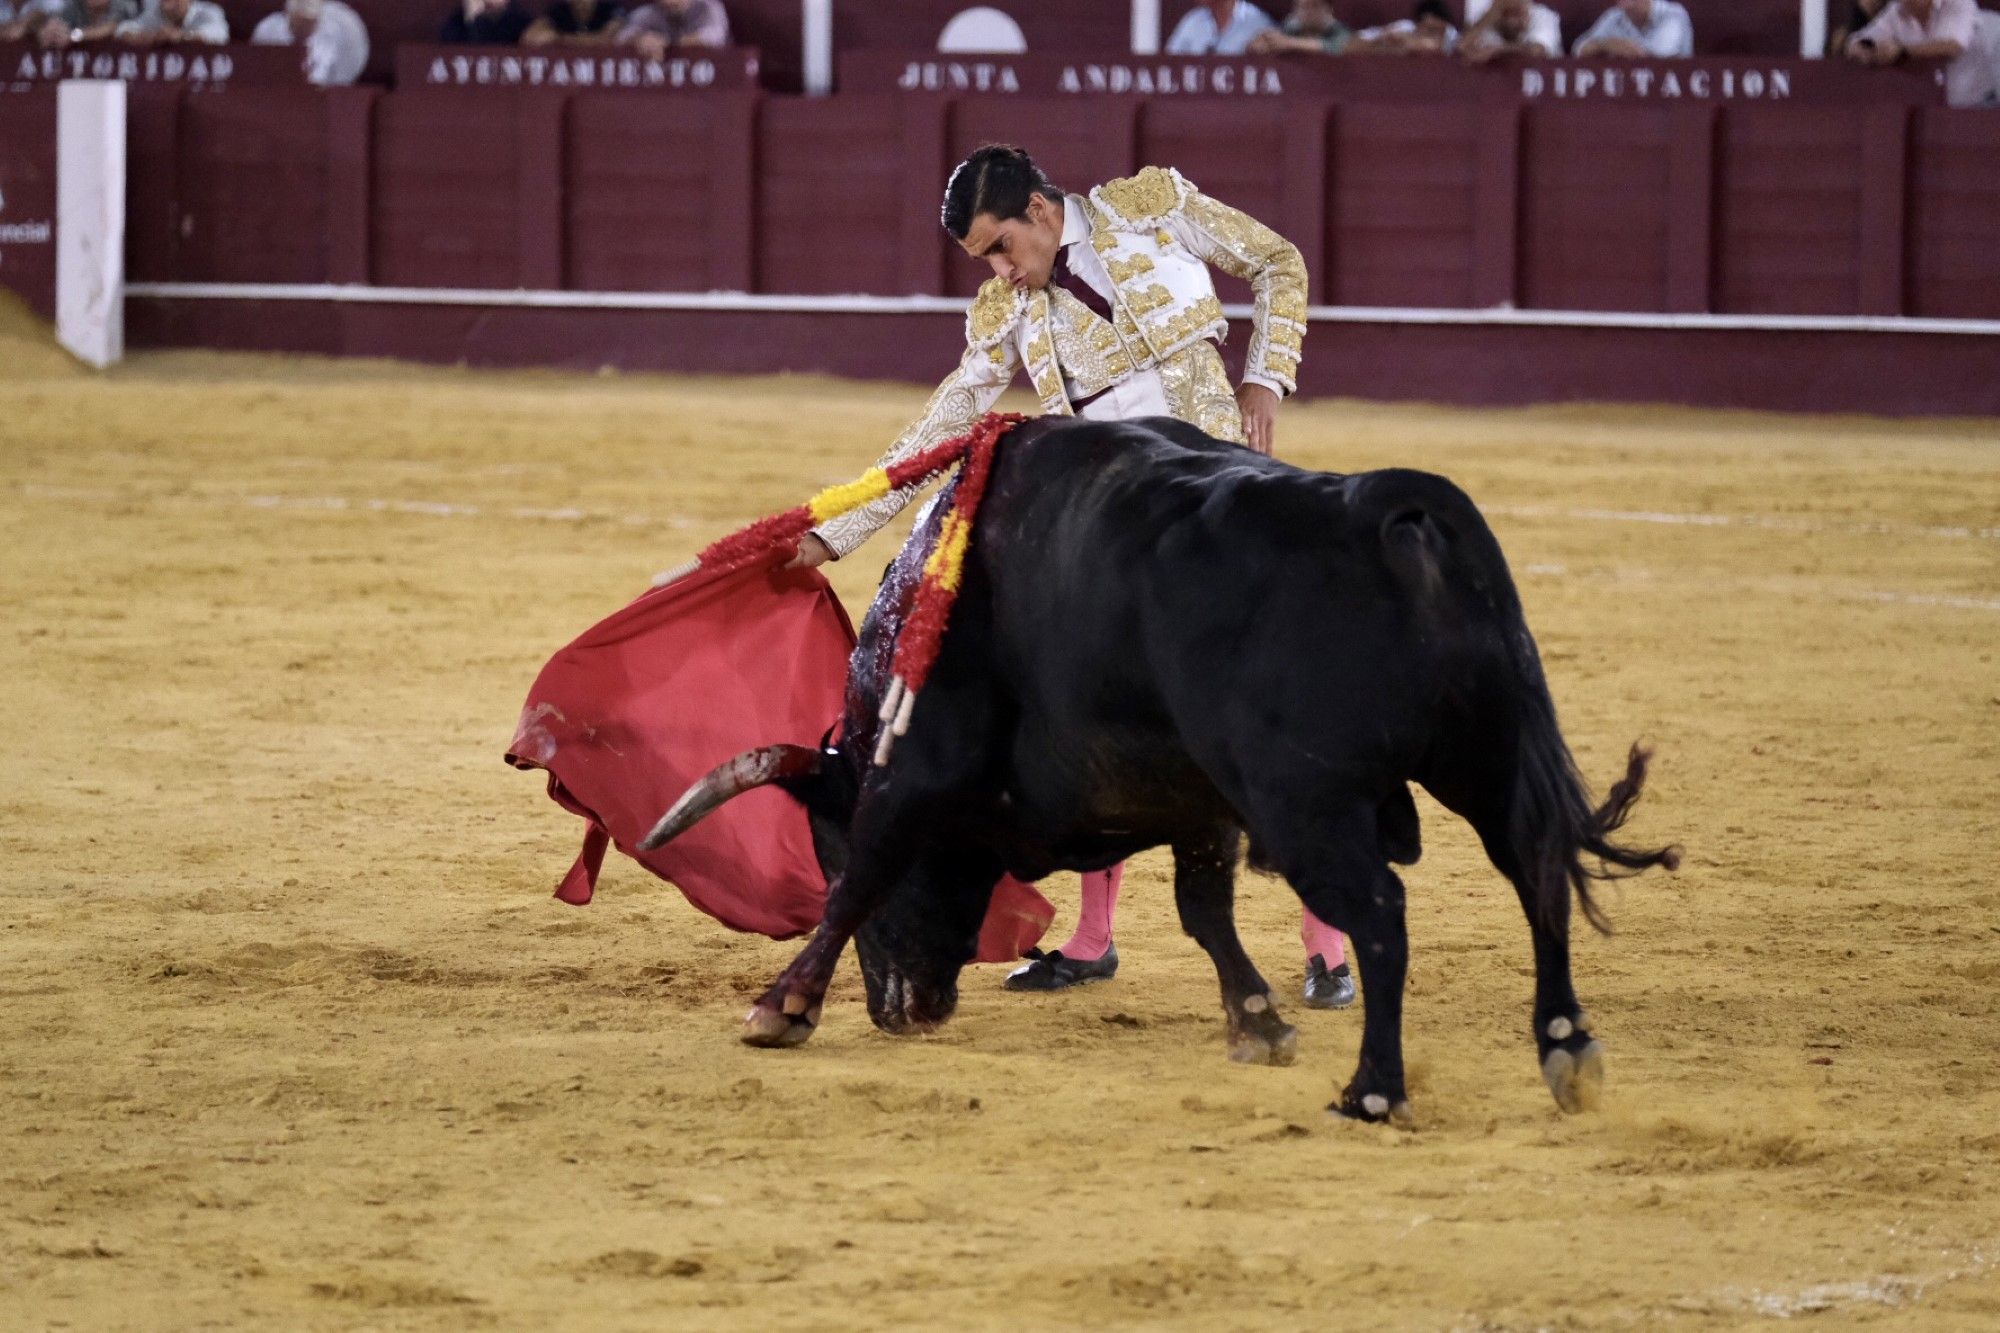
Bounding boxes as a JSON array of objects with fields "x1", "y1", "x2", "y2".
[
  {"x1": 1172, "y1": 829, "x2": 1296, "y2": 1066},
  {"x1": 742, "y1": 810, "x2": 919, "y2": 1049}
]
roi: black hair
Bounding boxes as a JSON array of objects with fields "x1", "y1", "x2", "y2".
[
  {"x1": 1412, "y1": 0, "x2": 1451, "y2": 22},
  {"x1": 939, "y1": 145, "x2": 1063, "y2": 240}
]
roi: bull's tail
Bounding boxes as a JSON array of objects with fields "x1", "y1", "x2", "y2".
[
  {"x1": 1362, "y1": 468, "x2": 1680, "y2": 934},
  {"x1": 1510, "y1": 707, "x2": 1681, "y2": 934}
]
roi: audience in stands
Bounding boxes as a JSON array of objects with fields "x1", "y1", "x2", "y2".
[
  {"x1": 618, "y1": 0, "x2": 729, "y2": 55},
  {"x1": 1165, "y1": 0, "x2": 1278, "y2": 55},
  {"x1": 440, "y1": 0, "x2": 529, "y2": 45},
  {"x1": 1573, "y1": 0, "x2": 1693, "y2": 57},
  {"x1": 1460, "y1": 0, "x2": 1561, "y2": 61},
  {"x1": 1348, "y1": 0, "x2": 1458, "y2": 54},
  {"x1": 15, "y1": 0, "x2": 140, "y2": 46},
  {"x1": 250, "y1": 0, "x2": 368, "y2": 84},
  {"x1": 1248, "y1": 0, "x2": 1351, "y2": 55},
  {"x1": 1847, "y1": 0, "x2": 2000, "y2": 108},
  {"x1": 1829, "y1": 0, "x2": 1890, "y2": 55},
  {"x1": 524, "y1": 0, "x2": 626, "y2": 46},
  {"x1": 115, "y1": 0, "x2": 227, "y2": 43}
]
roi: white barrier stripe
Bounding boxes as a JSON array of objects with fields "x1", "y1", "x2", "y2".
[
  {"x1": 120, "y1": 282, "x2": 2000, "y2": 337},
  {"x1": 16, "y1": 482, "x2": 678, "y2": 528},
  {"x1": 1488, "y1": 504, "x2": 2000, "y2": 543},
  {"x1": 14, "y1": 483, "x2": 1997, "y2": 612},
  {"x1": 21, "y1": 483, "x2": 1997, "y2": 544}
]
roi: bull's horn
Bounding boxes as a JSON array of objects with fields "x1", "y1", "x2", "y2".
[{"x1": 636, "y1": 745, "x2": 821, "y2": 851}]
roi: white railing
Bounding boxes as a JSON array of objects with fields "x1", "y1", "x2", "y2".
[
  {"x1": 1132, "y1": 0, "x2": 1160, "y2": 55},
  {"x1": 1800, "y1": 0, "x2": 1829, "y2": 58}
]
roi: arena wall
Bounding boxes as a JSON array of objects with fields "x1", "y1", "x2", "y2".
[{"x1": 97, "y1": 70, "x2": 2000, "y2": 415}]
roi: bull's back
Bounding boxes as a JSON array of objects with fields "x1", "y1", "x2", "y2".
[{"x1": 967, "y1": 420, "x2": 1524, "y2": 789}]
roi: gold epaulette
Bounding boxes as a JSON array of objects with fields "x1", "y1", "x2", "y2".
[
  {"x1": 1089, "y1": 166, "x2": 1194, "y2": 230},
  {"x1": 966, "y1": 277, "x2": 1026, "y2": 350}
]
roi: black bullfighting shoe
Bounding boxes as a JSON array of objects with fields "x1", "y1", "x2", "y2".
[
  {"x1": 1003, "y1": 945, "x2": 1119, "y2": 992},
  {"x1": 1303, "y1": 955, "x2": 1356, "y2": 1010}
]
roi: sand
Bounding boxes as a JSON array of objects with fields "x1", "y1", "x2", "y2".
[{"x1": 2, "y1": 310, "x2": 1998, "y2": 1329}]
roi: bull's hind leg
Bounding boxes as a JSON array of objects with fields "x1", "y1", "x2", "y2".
[
  {"x1": 1426, "y1": 766, "x2": 1607, "y2": 1114},
  {"x1": 1173, "y1": 828, "x2": 1296, "y2": 1066},
  {"x1": 1275, "y1": 808, "x2": 1413, "y2": 1123},
  {"x1": 1477, "y1": 828, "x2": 1605, "y2": 1113}
]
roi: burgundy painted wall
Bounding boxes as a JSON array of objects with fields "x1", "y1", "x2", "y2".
[
  {"x1": 0, "y1": 90, "x2": 58, "y2": 319},
  {"x1": 106, "y1": 72, "x2": 2000, "y2": 417},
  {"x1": 121, "y1": 82, "x2": 2000, "y2": 326}
]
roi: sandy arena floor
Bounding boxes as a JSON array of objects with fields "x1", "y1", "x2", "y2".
[{"x1": 2, "y1": 298, "x2": 1998, "y2": 1329}]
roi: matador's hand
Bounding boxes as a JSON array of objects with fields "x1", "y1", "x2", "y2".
[
  {"x1": 787, "y1": 533, "x2": 835, "y2": 569},
  {"x1": 1236, "y1": 382, "x2": 1279, "y2": 456}
]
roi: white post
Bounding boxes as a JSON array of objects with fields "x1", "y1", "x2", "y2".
[
  {"x1": 1131, "y1": 0, "x2": 1161, "y2": 54},
  {"x1": 1800, "y1": 0, "x2": 1829, "y2": 57},
  {"x1": 56, "y1": 80, "x2": 125, "y2": 370},
  {"x1": 803, "y1": 0, "x2": 833, "y2": 95}
]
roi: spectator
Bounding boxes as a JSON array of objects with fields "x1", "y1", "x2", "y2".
[
  {"x1": 115, "y1": 0, "x2": 227, "y2": 43},
  {"x1": 1460, "y1": 0, "x2": 1561, "y2": 62},
  {"x1": 23, "y1": 0, "x2": 141, "y2": 46},
  {"x1": 1248, "y1": 0, "x2": 1351, "y2": 55},
  {"x1": 1847, "y1": 0, "x2": 2000, "y2": 108},
  {"x1": 1348, "y1": 0, "x2": 1458, "y2": 54},
  {"x1": 1573, "y1": 0, "x2": 1692, "y2": 57},
  {"x1": 523, "y1": 0, "x2": 625, "y2": 47},
  {"x1": 617, "y1": 0, "x2": 729, "y2": 56},
  {"x1": 1164, "y1": 0, "x2": 1278, "y2": 55},
  {"x1": 440, "y1": 0, "x2": 530, "y2": 44},
  {"x1": 251, "y1": 0, "x2": 370, "y2": 85},
  {"x1": 1828, "y1": 0, "x2": 1889, "y2": 55}
]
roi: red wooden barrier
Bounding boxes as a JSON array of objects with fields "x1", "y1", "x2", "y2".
[
  {"x1": 0, "y1": 89, "x2": 57, "y2": 318},
  {"x1": 754, "y1": 96, "x2": 915, "y2": 295},
  {"x1": 371, "y1": 91, "x2": 534, "y2": 288},
  {"x1": 564, "y1": 92, "x2": 756, "y2": 292},
  {"x1": 1326, "y1": 101, "x2": 1487, "y2": 309},
  {"x1": 1908, "y1": 110, "x2": 2000, "y2": 320}
]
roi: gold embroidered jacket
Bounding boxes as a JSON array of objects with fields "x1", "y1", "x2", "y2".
[{"x1": 813, "y1": 166, "x2": 1308, "y2": 558}]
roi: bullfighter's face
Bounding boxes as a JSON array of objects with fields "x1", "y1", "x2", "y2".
[{"x1": 957, "y1": 190, "x2": 1065, "y2": 295}]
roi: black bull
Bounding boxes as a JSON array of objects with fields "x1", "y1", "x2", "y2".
[{"x1": 642, "y1": 416, "x2": 1679, "y2": 1121}]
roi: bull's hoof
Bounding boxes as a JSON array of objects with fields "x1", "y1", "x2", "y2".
[
  {"x1": 1541, "y1": 1038, "x2": 1606, "y2": 1114},
  {"x1": 1332, "y1": 1088, "x2": 1414, "y2": 1126},
  {"x1": 740, "y1": 996, "x2": 822, "y2": 1049},
  {"x1": 1225, "y1": 993, "x2": 1298, "y2": 1066}
]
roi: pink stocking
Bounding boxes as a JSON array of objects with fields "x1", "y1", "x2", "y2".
[
  {"x1": 1300, "y1": 907, "x2": 1346, "y2": 968},
  {"x1": 1057, "y1": 862, "x2": 1124, "y2": 962}
]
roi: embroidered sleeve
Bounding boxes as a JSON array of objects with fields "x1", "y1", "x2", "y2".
[
  {"x1": 812, "y1": 284, "x2": 1022, "y2": 559},
  {"x1": 1165, "y1": 188, "x2": 1308, "y2": 397}
]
